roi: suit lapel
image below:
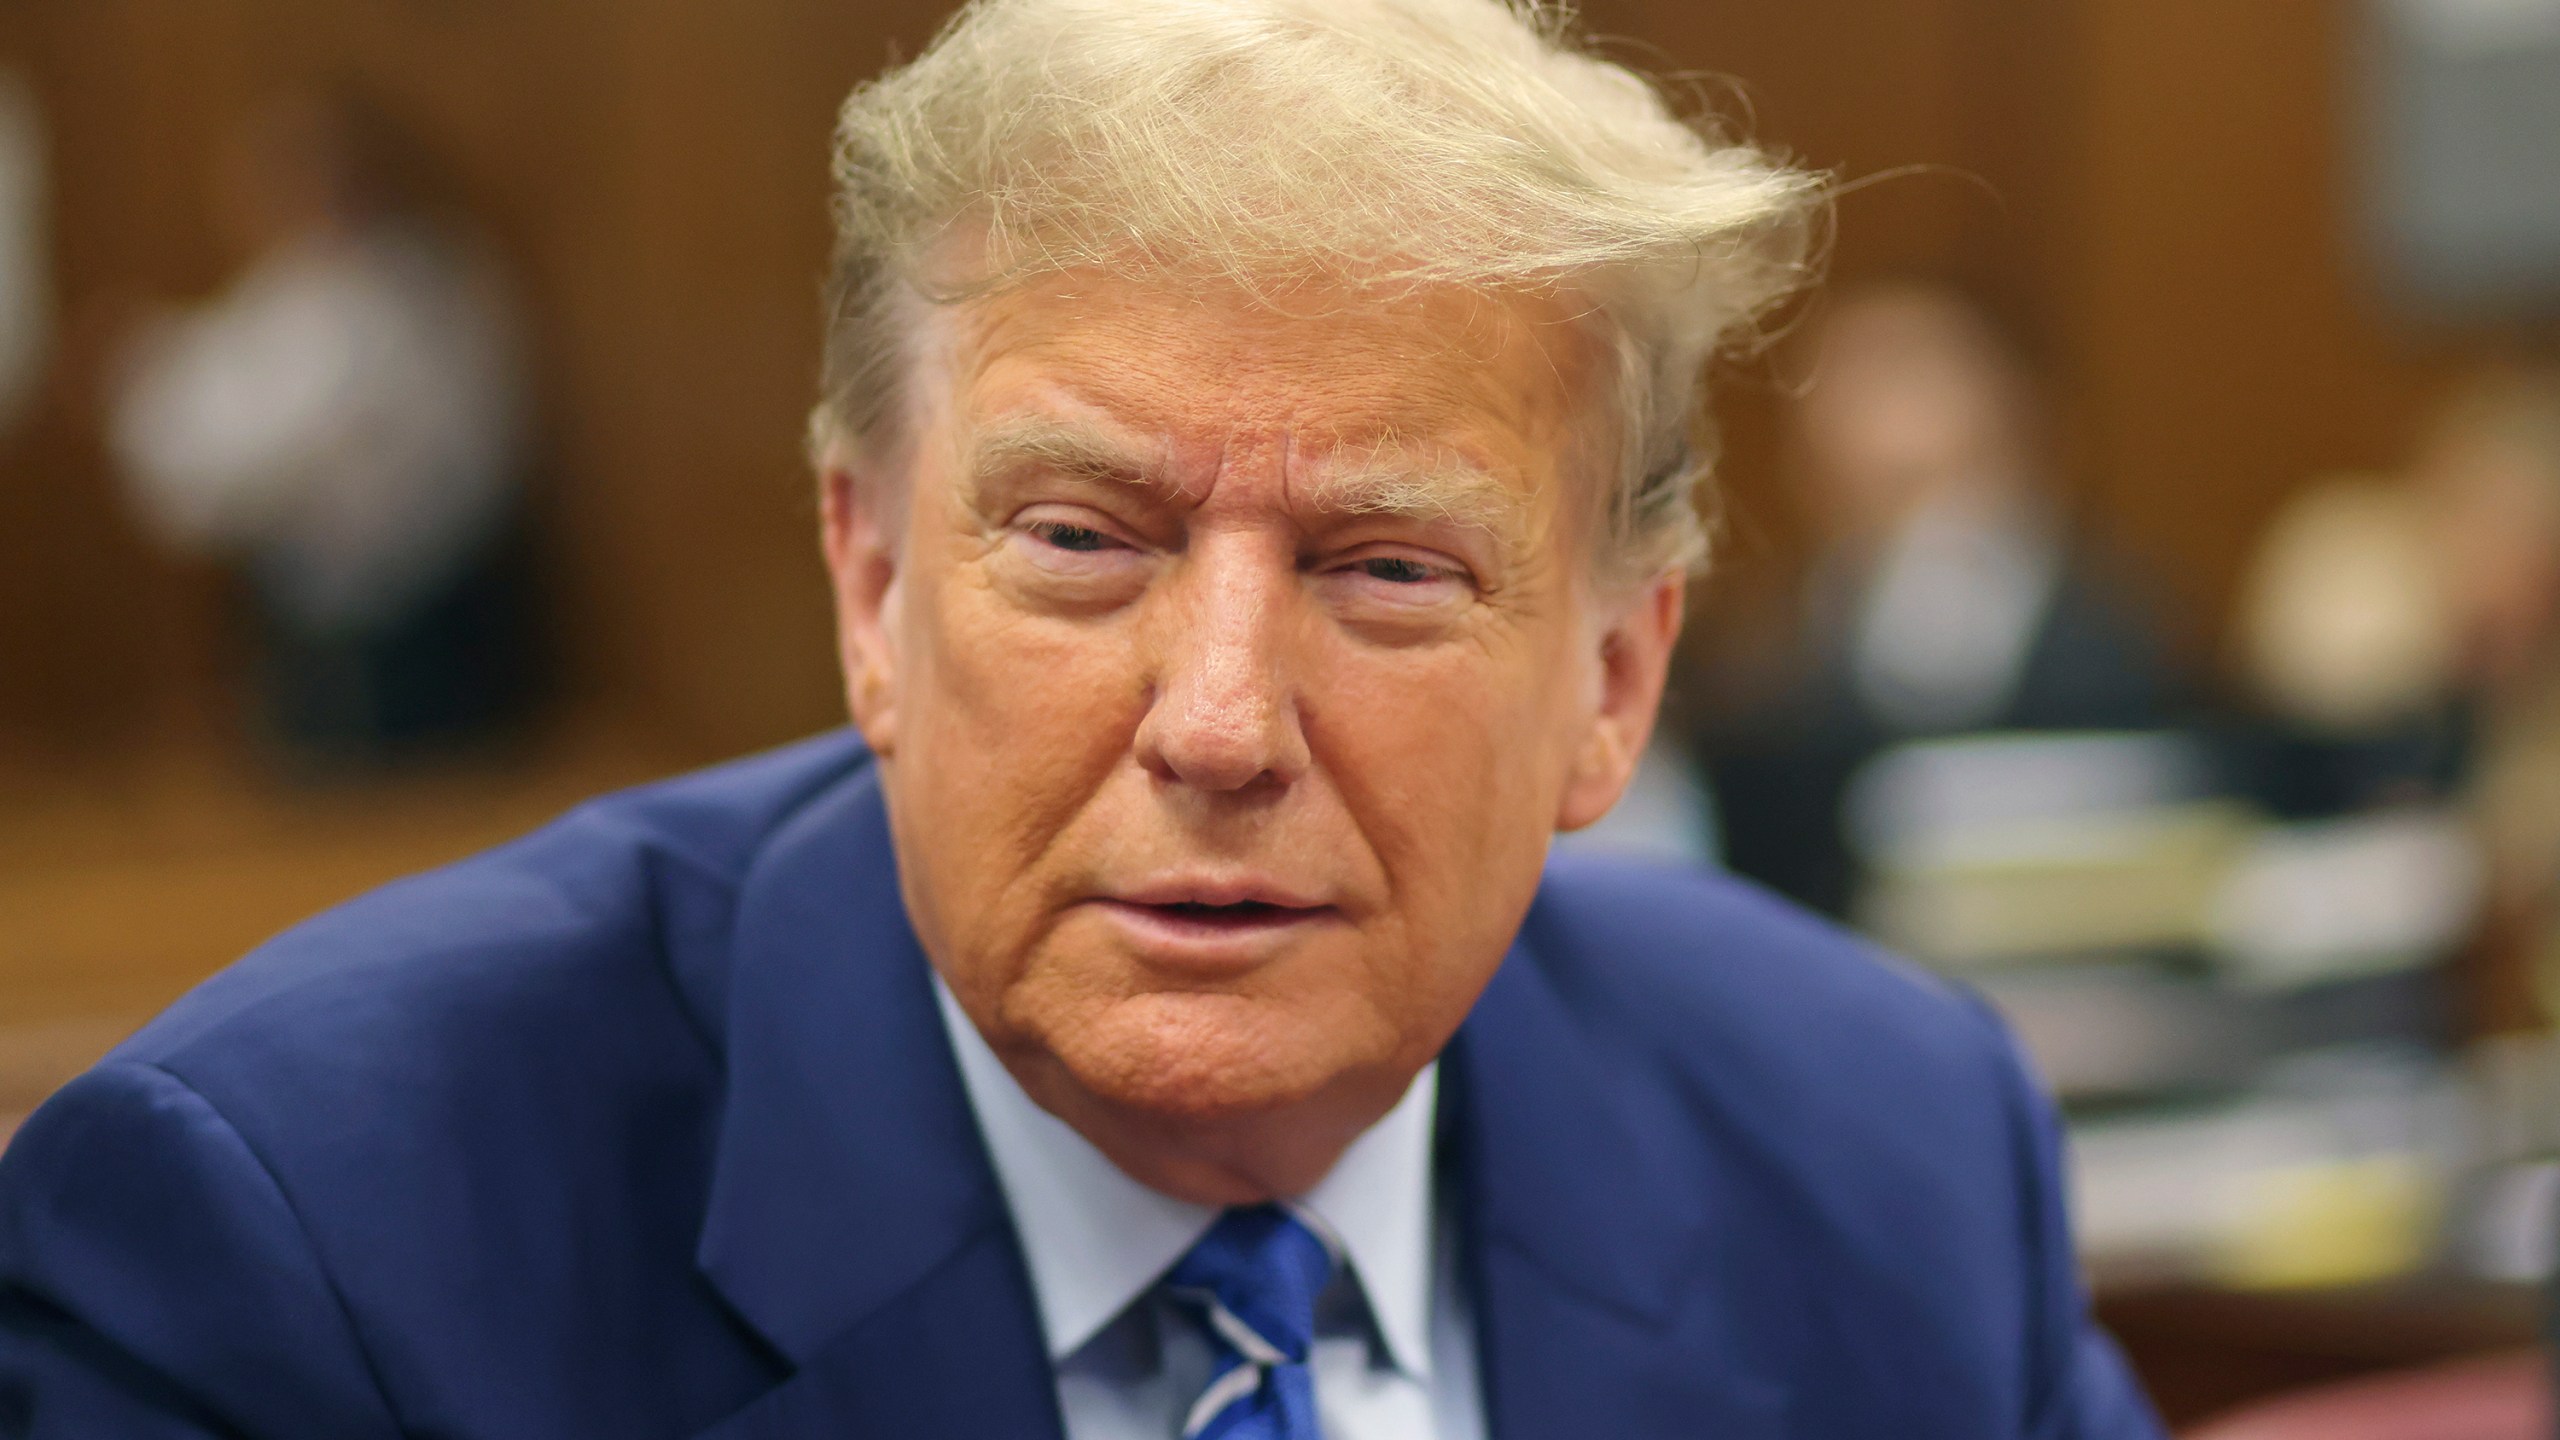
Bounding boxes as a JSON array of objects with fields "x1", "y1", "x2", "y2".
[
  {"x1": 1447, "y1": 902, "x2": 1793, "y2": 1440},
  {"x1": 692, "y1": 768, "x2": 1064, "y2": 1440},
  {"x1": 689, "y1": 1229, "x2": 1062, "y2": 1440}
]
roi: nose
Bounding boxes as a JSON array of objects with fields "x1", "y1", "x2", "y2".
[{"x1": 1132, "y1": 538, "x2": 1311, "y2": 794}]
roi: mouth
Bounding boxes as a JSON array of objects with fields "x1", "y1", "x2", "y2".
[
  {"x1": 1087, "y1": 888, "x2": 1343, "y2": 966},
  {"x1": 1112, "y1": 898, "x2": 1331, "y2": 932}
]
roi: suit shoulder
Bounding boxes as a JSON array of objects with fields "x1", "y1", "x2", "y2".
[
  {"x1": 1521, "y1": 857, "x2": 2055, "y2": 1359},
  {"x1": 1, "y1": 741, "x2": 864, "y2": 1435},
  {"x1": 109, "y1": 731, "x2": 871, "y2": 1102},
  {"x1": 1526, "y1": 855, "x2": 2008, "y2": 1103}
]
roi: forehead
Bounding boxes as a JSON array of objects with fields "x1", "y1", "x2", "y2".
[{"x1": 931, "y1": 273, "x2": 1602, "y2": 472}]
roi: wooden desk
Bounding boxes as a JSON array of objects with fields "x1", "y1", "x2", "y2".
[{"x1": 2100, "y1": 1277, "x2": 2548, "y2": 1427}]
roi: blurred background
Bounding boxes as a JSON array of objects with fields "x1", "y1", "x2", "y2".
[{"x1": 3, "y1": 0, "x2": 2558, "y2": 1433}]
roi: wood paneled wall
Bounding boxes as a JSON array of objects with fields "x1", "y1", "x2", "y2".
[
  {"x1": 0, "y1": 0, "x2": 2505, "y2": 766},
  {"x1": 0, "y1": 0, "x2": 956, "y2": 763},
  {"x1": 1601, "y1": 0, "x2": 2490, "y2": 663},
  {"x1": 2068, "y1": 0, "x2": 2472, "y2": 651}
]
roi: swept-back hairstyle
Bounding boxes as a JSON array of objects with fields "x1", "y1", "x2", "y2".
[{"x1": 815, "y1": 0, "x2": 1821, "y2": 582}]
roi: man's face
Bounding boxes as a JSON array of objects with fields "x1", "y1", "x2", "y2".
[
  {"x1": 1799, "y1": 292, "x2": 2023, "y2": 535},
  {"x1": 824, "y1": 273, "x2": 1677, "y2": 1166}
]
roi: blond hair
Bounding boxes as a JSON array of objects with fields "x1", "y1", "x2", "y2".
[{"x1": 815, "y1": 0, "x2": 1821, "y2": 581}]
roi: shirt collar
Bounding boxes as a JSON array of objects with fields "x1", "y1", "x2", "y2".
[{"x1": 932, "y1": 979, "x2": 1438, "y2": 1380}]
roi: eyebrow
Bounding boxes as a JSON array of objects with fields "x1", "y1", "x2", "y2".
[
  {"x1": 1306, "y1": 440, "x2": 1525, "y2": 534},
  {"x1": 965, "y1": 416, "x2": 1162, "y2": 494},
  {"x1": 962, "y1": 414, "x2": 1525, "y2": 533}
]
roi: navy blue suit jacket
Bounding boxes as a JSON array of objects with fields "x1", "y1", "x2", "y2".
[{"x1": 1, "y1": 734, "x2": 2161, "y2": 1438}]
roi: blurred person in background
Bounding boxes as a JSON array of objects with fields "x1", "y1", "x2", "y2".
[
  {"x1": 1696, "y1": 280, "x2": 2183, "y2": 917},
  {"x1": 2233, "y1": 367, "x2": 2560, "y2": 1021},
  {"x1": 2418, "y1": 368, "x2": 2560, "y2": 1030},
  {"x1": 102, "y1": 87, "x2": 536, "y2": 769},
  {"x1": 2192, "y1": 368, "x2": 2560, "y2": 1438}
]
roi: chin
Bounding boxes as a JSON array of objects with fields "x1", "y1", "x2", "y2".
[{"x1": 1048, "y1": 990, "x2": 1376, "y2": 1126}]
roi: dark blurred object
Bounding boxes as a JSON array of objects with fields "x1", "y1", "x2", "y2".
[
  {"x1": 2099, "y1": 1280, "x2": 2544, "y2": 1431},
  {"x1": 100, "y1": 87, "x2": 539, "y2": 770},
  {"x1": 2363, "y1": 0, "x2": 2560, "y2": 320},
  {"x1": 2183, "y1": 1348, "x2": 2549, "y2": 1440},
  {"x1": 242, "y1": 523, "x2": 542, "y2": 766},
  {"x1": 1695, "y1": 280, "x2": 2182, "y2": 916}
]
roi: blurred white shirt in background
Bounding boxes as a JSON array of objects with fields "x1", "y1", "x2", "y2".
[
  {"x1": 1850, "y1": 487, "x2": 2061, "y2": 733},
  {"x1": 111, "y1": 222, "x2": 525, "y2": 635}
]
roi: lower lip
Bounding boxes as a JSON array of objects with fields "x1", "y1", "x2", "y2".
[{"x1": 1088, "y1": 900, "x2": 1340, "y2": 967}]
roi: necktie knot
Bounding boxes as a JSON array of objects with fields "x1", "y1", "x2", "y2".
[{"x1": 1163, "y1": 1204, "x2": 1336, "y2": 1439}]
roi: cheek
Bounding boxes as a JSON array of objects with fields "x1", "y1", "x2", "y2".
[
  {"x1": 889, "y1": 544, "x2": 1149, "y2": 962},
  {"x1": 1309, "y1": 628, "x2": 1578, "y2": 914}
]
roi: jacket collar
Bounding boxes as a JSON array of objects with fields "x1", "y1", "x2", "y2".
[
  {"x1": 1444, "y1": 927, "x2": 1704, "y2": 1322},
  {"x1": 1447, "y1": 898, "x2": 1792, "y2": 1438},
  {"x1": 695, "y1": 765, "x2": 1048, "y2": 1379}
]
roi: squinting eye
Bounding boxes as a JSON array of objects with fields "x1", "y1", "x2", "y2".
[
  {"x1": 1360, "y1": 557, "x2": 1439, "y2": 584},
  {"x1": 1031, "y1": 521, "x2": 1117, "y2": 553}
]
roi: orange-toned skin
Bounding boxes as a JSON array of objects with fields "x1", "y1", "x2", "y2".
[{"x1": 821, "y1": 273, "x2": 1684, "y2": 1205}]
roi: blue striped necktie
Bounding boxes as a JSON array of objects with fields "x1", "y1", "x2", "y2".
[{"x1": 1163, "y1": 1204, "x2": 1337, "y2": 1440}]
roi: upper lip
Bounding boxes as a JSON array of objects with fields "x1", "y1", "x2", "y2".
[{"x1": 1104, "y1": 875, "x2": 1333, "y2": 910}]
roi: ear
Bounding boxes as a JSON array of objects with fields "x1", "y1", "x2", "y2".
[
  {"x1": 1555, "y1": 571, "x2": 1685, "y2": 832},
  {"x1": 819, "y1": 460, "x2": 904, "y2": 758}
]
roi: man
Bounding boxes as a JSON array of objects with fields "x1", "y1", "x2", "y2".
[
  {"x1": 1698, "y1": 281, "x2": 2181, "y2": 918},
  {"x1": 106, "y1": 89, "x2": 537, "y2": 766},
  {"x1": 0, "y1": 2, "x2": 2163, "y2": 1436}
]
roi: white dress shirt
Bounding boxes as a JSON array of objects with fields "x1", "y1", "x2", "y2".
[
  {"x1": 110, "y1": 222, "x2": 525, "y2": 634},
  {"x1": 1848, "y1": 487, "x2": 2061, "y2": 733},
  {"x1": 933, "y1": 982, "x2": 1485, "y2": 1440}
]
